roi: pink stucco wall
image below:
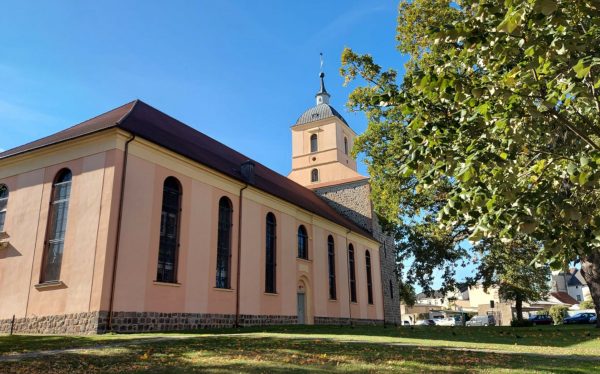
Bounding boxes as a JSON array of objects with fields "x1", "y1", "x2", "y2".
[
  {"x1": 1, "y1": 135, "x2": 384, "y2": 324},
  {"x1": 0, "y1": 149, "x2": 120, "y2": 320}
]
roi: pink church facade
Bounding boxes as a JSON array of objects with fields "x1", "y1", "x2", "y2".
[{"x1": 0, "y1": 99, "x2": 388, "y2": 334}]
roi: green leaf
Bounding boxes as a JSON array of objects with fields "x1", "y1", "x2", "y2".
[
  {"x1": 534, "y1": 0, "x2": 558, "y2": 16},
  {"x1": 573, "y1": 59, "x2": 591, "y2": 79},
  {"x1": 497, "y1": 9, "x2": 524, "y2": 34}
]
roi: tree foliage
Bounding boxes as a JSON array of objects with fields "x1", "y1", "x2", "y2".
[
  {"x1": 549, "y1": 304, "x2": 570, "y2": 325},
  {"x1": 475, "y1": 237, "x2": 550, "y2": 320},
  {"x1": 342, "y1": 0, "x2": 600, "y2": 324}
]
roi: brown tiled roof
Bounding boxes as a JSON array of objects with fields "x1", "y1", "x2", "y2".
[
  {"x1": 0, "y1": 100, "x2": 375, "y2": 240},
  {"x1": 550, "y1": 292, "x2": 579, "y2": 305}
]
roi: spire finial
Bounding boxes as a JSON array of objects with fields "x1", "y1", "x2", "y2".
[
  {"x1": 316, "y1": 52, "x2": 330, "y2": 105},
  {"x1": 320, "y1": 52, "x2": 324, "y2": 73}
]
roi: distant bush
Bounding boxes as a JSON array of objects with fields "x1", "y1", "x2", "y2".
[
  {"x1": 549, "y1": 305, "x2": 570, "y2": 325},
  {"x1": 579, "y1": 298, "x2": 595, "y2": 310},
  {"x1": 511, "y1": 319, "x2": 533, "y2": 327}
]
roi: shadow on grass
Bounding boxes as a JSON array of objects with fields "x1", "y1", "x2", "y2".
[
  {"x1": 1, "y1": 335, "x2": 598, "y2": 373},
  {"x1": 214, "y1": 324, "x2": 600, "y2": 349}
]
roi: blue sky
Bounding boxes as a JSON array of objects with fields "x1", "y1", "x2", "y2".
[
  {"x1": 0, "y1": 0, "x2": 402, "y2": 175},
  {"x1": 0, "y1": 1, "x2": 473, "y2": 290}
]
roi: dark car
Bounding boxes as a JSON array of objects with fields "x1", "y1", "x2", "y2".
[
  {"x1": 563, "y1": 313, "x2": 597, "y2": 324},
  {"x1": 529, "y1": 315, "x2": 553, "y2": 325}
]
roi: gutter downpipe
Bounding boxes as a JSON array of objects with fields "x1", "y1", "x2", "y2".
[
  {"x1": 107, "y1": 133, "x2": 135, "y2": 331},
  {"x1": 234, "y1": 183, "x2": 249, "y2": 328}
]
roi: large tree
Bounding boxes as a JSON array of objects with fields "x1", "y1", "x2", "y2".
[
  {"x1": 475, "y1": 238, "x2": 551, "y2": 321},
  {"x1": 342, "y1": 0, "x2": 600, "y2": 326}
]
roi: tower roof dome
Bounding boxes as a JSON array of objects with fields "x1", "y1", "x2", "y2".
[
  {"x1": 294, "y1": 70, "x2": 349, "y2": 127},
  {"x1": 294, "y1": 103, "x2": 349, "y2": 127}
]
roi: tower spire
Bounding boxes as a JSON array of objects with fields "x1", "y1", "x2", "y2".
[{"x1": 315, "y1": 52, "x2": 330, "y2": 105}]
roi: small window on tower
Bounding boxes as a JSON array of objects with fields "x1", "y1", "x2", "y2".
[
  {"x1": 344, "y1": 137, "x2": 348, "y2": 155},
  {"x1": 310, "y1": 134, "x2": 318, "y2": 153},
  {"x1": 311, "y1": 169, "x2": 319, "y2": 182}
]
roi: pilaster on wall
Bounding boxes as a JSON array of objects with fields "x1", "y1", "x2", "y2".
[{"x1": 313, "y1": 180, "x2": 401, "y2": 325}]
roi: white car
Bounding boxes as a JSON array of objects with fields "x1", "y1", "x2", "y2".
[{"x1": 435, "y1": 317, "x2": 458, "y2": 326}]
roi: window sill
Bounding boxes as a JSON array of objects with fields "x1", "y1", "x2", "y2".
[
  {"x1": 264, "y1": 292, "x2": 278, "y2": 296},
  {"x1": 34, "y1": 281, "x2": 66, "y2": 290},
  {"x1": 329, "y1": 299, "x2": 338, "y2": 302},
  {"x1": 350, "y1": 301, "x2": 359, "y2": 305},
  {"x1": 296, "y1": 257, "x2": 311, "y2": 263},
  {"x1": 153, "y1": 281, "x2": 182, "y2": 287},
  {"x1": 214, "y1": 287, "x2": 234, "y2": 292}
]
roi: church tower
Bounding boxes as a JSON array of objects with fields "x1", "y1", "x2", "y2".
[
  {"x1": 287, "y1": 72, "x2": 363, "y2": 187},
  {"x1": 289, "y1": 69, "x2": 401, "y2": 325}
]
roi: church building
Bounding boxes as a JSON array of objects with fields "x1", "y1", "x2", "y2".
[{"x1": 0, "y1": 73, "x2": 399, "y2": 334}]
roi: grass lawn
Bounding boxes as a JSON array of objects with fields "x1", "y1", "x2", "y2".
[{"x1": 1, "y1": 324, "x2": 599, "y2": 373}]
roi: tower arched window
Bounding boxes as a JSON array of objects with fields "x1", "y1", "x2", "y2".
[
  {"x1": 311, "y1": 169, "x2": 319, "y2": 183},
  {"x1": 310, "y1": 134, "x2": 318, "y2": 153},
  {"x1": 366, "y1": 250, "x2": 373, "y2": 304},
  {"x1": 389, "y1": 279, "x2": 394, "y2": 299},
  {"x1": 157, "y1": 176, "x2": 182, "y2": 283},
  {"x1": 41, "y1": 169, "x2": 72, "y2": 283},
  {"x1": 216, "y1": 196, "x2": 233, "y2": 289},
  {"x1": 344, "y1": 137, "x2": 348, "y2": 155},
  {"x1": 265, "y1": 212, "x2": 277, "y2": 293},
  {"x1": 297, "y1": 225, "x2": 308, "y2": 259},
  {"x1": 348, "y1": 243, "x2": 357, "y2": 302},
  {"x1": 0, "y1": 184, "x2": 8, "y2": 232},
  {"x1": 328, "y1": 235, "x2": 336, "y2": 300}
]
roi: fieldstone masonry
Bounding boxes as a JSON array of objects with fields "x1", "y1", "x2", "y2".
[
  {"x1": 0, "y1": 311, "x2": 102, "y2": 335},
  {"x1": 314, "y1": 316, "x2": 383, "y2": 326},
  {"x1": 314, "y1": 179, "x2": 401, "y2": 325},
  {"x1": 0, "y1": 312, "x2": 298, "y2": 334}
]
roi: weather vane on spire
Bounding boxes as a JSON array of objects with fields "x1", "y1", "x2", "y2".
[
  {"x1": 316, "y1": 52, "x2": 330, "y2": 105},
  {"x1": 320, "y1": 52, "x2": 324, "y2": 73}
]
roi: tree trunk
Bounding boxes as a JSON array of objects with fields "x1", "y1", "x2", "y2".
[
  {"x1": 580, "y1": 250, "x2": 600, "y2": 328},
  {"x1": 515, "y1": 293, "x2": 523, "y2": 321}
]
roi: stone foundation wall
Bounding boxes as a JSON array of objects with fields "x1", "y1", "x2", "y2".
[
  {"x1": 0, "y1": 311, "x2": 102, "y2": 335},
  {"x1": 0, "y1": 311, "x2": 298, "y2": 334},
  {"x1": 314, "y1": 316, "x2": 384, "y2": 326},
  {"x1": 104, "y1": 312, "x2": 297, "y2": 332},
  {"x1": 315, "y1": 180, "x2": 401, "y2": 325}
]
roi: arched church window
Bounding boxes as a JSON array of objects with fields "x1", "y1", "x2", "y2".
[
  {"x1": 0, "y1": 184, "x2": 8, "y2": 232},
  {"x1": 216, "y1": 196, "x2": 233, "y2": 289},
  {"x1": 311, "y1": 169, "x2": 319, "y2": 182},
  {"x1": 328, "y1": 235, "x2": 336, "y2": 300},
  {"x1": 344, "y1": 137, "x2": 348, "y2": 155},
  {"x1": 310, "y1": 134, "x2": 318, "y2": 153},
  {"x1": 157, "y1": 176, "x2": 182, "y2": 283},
  {"x1": 389, "y1": 279, "x2": 394, "y2": 299},
  {"x1": 297, "y1": 225, "x2": 308, "y2": 259},
  {"x1": 41, "y1": 169, "x2": 72, "y2": 283},
  {"x1": 265, "y1": 212, "x2": 277, "y2": 293},
  {"x1": 366, "y1": 250, "x2": 373, "y2": 304},
  {"x1": 349, "y1": 243, "x2": 357, "y2": 302}
]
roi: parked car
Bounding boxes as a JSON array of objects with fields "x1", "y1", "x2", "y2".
[
  {"x1": 466, "y1": 315, "x2": 496, "y2": 326},
  {"x1": 528, "y1": 315, "x2": 553, "y2": 325},
  {"x1": 436, "y1": 317, "x2": 458, "y2": 326},
  {"x1": 415, "y1": 319, "x2": 436, "y2": 326},
  {"x1": 591, "y1": 315, "x2": 597, "y2": 324},
  {"x1": 563, "y1": 313, "x2": 596, "y2": 324},
  {"x1": 402, "y1": 320, "x2": 412, "y2": 326}
]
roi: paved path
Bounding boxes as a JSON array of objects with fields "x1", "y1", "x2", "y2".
[{"x1": 1, "y1": 334, "x2": 599, "y2": 363}]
